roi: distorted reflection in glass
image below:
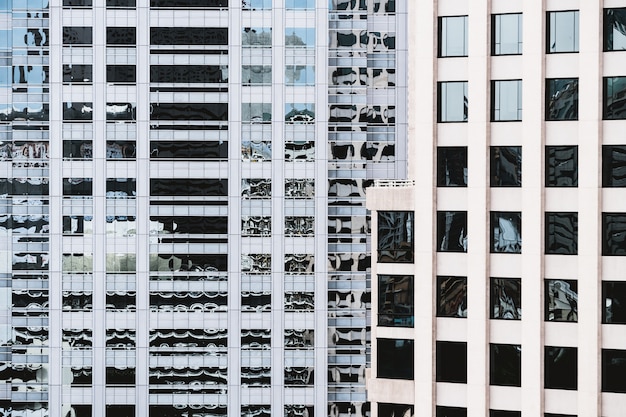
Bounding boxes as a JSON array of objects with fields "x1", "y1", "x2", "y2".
[
  {"x1": 604, "y1": 8, "x2": 626, "y2": 51},
  {"x1": 604, "y1": 76, "x2": 626, "y2": 119},
  {"x1": 490, "y1": 146, "x2": 521, "y2": 186},
  {"x1": 378, "y1": 275, "x2": 413, "y2": 327},
  {"x1": 437, "y1": 276, "x2": 467, "y2": 318},
  {"x1": 491, "y1": 212, "x2": 522, "y2": 253},
  {"x1": 602, "y1": 212, "x2": 626, "y2": 255},
  {"x1": 490, "y1": 278, "x2": 521, "y2": 320},
  {"x1": 545, "y1": 279, "x2": 578, "y2": 322},
  {"x1": 546, "y1": 78, "x2": 578, "y2": 120},
  {"x1": 546, "y1": 146, "x2": 578, "y2": 187},
  {"x1": 377, "y1": 211, "x2": 414, "y2": 263},
  {"x1": 545, "y1": 212, "x2": 578, "y2": 255}
]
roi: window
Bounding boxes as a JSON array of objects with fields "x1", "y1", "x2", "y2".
[
  {"x1": 603, "y1": 77, "x2": 626, "y2": 120},
  {"x1": 106, "y1": 27, "x2": 136, "y2": 45},
  {"x1": 602, "y1": 213, "x2": 626, "y2": 255},
  {"x1": 603, "y1": 281, "x2": 626, "y2": 324},
  {"x1": 63, "y1": 26, "x2": 92, "y2": 45},
  {"x1": 286, "y1": 28, "x2": 315, "y2": 47},
  {"x1": 285, "y1": 0, "x2": 313, "y2": 8},
  {"x1": 107, "y1": 65, "x2": 136, "y2": 83},
  {"x1": 377, "y1": 338, "x2": 413, "y2": 380},
  {"x1": 378, "y1": 275, "x2": 414, "y2": 327},
  {"x1": 437, "y1": 147, "x2": 467, "y2": 187},
  {"x1": 492, "y1": 13, "x2": 522, "y2": 55},
  {"x1": 437, "y1": 276, "x2": 467, "y2": 318},
  {"x1": 545, "y1": 346, "x2": 577, "y2": 390},
  {"x1": 603, "y1": 145, "x2": 626, "y2": 187},
  {"x1": 106, "y1": 405, "x2": 134, "y2": 417},
  {"x1": 603, "y1": 8, "x2": 626, "y2": 51},
  {"x1": 437, "y1": 211, "x2": 467, "y2": 252},
  {"x1": 438, "y1": 16, "x2": 468, "y2": 57},
  {"x1": 492, "y1": 80, "x2": 522, "y2": 121},
  {"x1": 545, "y1": 414, "x2": 577, "y2": 417},
  {"x1": 490, "y1": 344, "x2": 521, "y2": 387},
  {"x1": 242, "y1": 0, "x2": 271, "y2": 8},
  {"x1": 545, "y1": 279, "x2": 578, "y2": 322},
  {"x1": 378, "y1": 404, "x2": 413, "y2": 417},
  {"x1": 490, "y1": 411, "x2": 520, "y2": 417},
  {"x1": 491, "y1": 278, "x2": 521, "y2": 320},
  {"x1": 602, "y1": 349, "x2": 626, "y2": 393},
  {"x1": 545, "y1": 212, "x2": 578, "y2": 255},
  {"x1": 491, "y1": 212, "x2": 522, "y2": 253},
  {"x1": 63, "y1": 64, "x2": 92, "y2": 83},
  {"x1": 436, "y1": 407, "x2": 466, "y2": 417},
  {"x1": 438, "y1": 81, "x2": 468, "y2": 122},
  {"x1": 490, "y1": 146, "x2": 521, "y2": 186},
  {"x1": 63, "y1": 102, "x2": 92, "y2": 121},
  {"x1": 546, "y1": 146, "x2": 578, "y2": 187},
  {"x1": 547, "y1": 11, "x2": 579, "y2": 53},
  {"x1": 546, "y1": 78, "x2": 578, "y2": 121},
  {"x1": 436, "y1": 341, "x2": 467, "y2": 383},
  {"x1": 377, "y1": 211, "x2": 414, "y2": 263}
]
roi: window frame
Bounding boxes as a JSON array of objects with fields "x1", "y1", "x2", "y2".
[
  {"x1": 546, "y1": 10, "x2": 580, "y2": 54},
  {"x1": 491, "y1": 13, "x2": 523, "y2": 56}
]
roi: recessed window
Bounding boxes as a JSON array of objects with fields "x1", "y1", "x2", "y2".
[
  {"x1": 491, "y1": 80, "x2": 522, "y2": 121},
  {"x1": 603, "y1": 281, "x2": 626, "y2": 324},
  {"x1": 437, "y1": 276, "x2": 467, "y2": 318},
  {"x1": 378, "y1": 275, "x2": 414, "y2": 327},
  {"x1": 438, "y1": 81, "x2": 468, "y2": 122},
  {"x1": 603, "y1": 77, "x2": 626, "y2": 120},
  {"x1": 547, "y1": 10, "x2": 579, "y2": 53},
  {"x1": 106, "y1": 27, "x2": 136, "y2": 45},
  {"x1": 378, "y1": 211, "x2": 414, "y2": 263},
  {"x1": 436, "y1": 341, "x2": 467, "y2": 383},
  {"x1": 491, "y1": 212, "x2": 522, "y2": 253},
  {"x1": 545, "y1": 346, "x2": 577, "y2": 390},
  {"x1": 377, "y1": 338, "x2": 414, "y2": 380},
  {"x1": 490, "y1": 343, "x2": 521, "y2": 387},
  {"x1": 602, "y1": 213, "x2": 626, "y2": 255},
  {"x1": 63, "y1": 26, "x2": 92, "y2": 45},
  {"x1": 544, "y1": 414, "x2": 577, "y2": 417},
  {"x1": 545, "y1": 279, "x2": 578, "y2": 322},
  {"x1": 602, "y1": 349, "x2": 626, "y2": 393},
  {"x1": 378, "y1": 404, "x2": 413, "y2": 417},
  {"x1": 490, "y1": 411, "x2": 521, "y2": 417},
  {"x1": 491, "y1": 278, "x2": 521, "y2": 320},
  {"x1": 437, "y1": 211, "x2": 467, "y2": 252},
  {"x1": 436, "y1": 407, "x2": 466, "y2": 417},
  {"x1": 603, "y1": 8, "x2": 626, "y2": 51},
  {"x1": 243, "y1": 0, "x2": 271, "y2": 9},
  {"x1": 603, "y1": 145, "x2": 626, "y2": 187},
  {"x1": 490, "y1": 146, "x2": 522, "y2": 187},
  {"x1": 437, "y1": 147, "x2": 467, "y2": 187},
  {"x1": 546, "y1": 146, "x2": 578, "y2": 187},
  {"x1": 546, "y1": 78, "x2": 578, "y2": 121},
  {"x1": 63, "y1": 64, "x2": 92, "y2": 83},
  {"x1": 545, "y1": 212, "x2": 578, "y2": 255},
  {"x1": 492, "y1": 13, "x2": 522, "y2": 55},
  {"x1": 438, "y1": 16, "x2": 468, "y2": 57}
]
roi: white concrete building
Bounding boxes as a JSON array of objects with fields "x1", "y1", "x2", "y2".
[{"x1": 367, "y1": 1, "x2": 626, "y2": 417}]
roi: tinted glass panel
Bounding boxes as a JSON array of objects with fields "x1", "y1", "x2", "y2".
[
  {"x1": 603, "y1": 281, "x2": 626, "y2": 324},
  {"x1": 491, "y1": 278, "x2": 521, "y2": 320},
  {"x1": 436, "y1": 341, "x2": 467, "y2": 383},
  {"x1": 491, "y1": 212, "x2": 522, "y2": 253},
  {"x1": 492, "y1": 13, "x2": 522, "y2": 55},
  {"x1": 438, "y1": 81, "x2": 468, "y2": 122},
  {"x1": 378, "y1": 275, "x2": 413, "y2": 327},
  {"x1": 437, "y1": 147, "x2": 467, "y2": 186},
  {"x1": 377, "y1": 338, "x2": 413, "y2": 380},
  {"x1": 151, "y1": 0, "x2": 226, "y2": 6},
  {"x1": 63, "y1": 64, "x2": 92, "y2": 83},
  {"x1": 545, "y1": 280, "x2": 578, "y2": 322},
  {"x1": 107, "y1": 65, "x2": 135, "y2": 83},
  {"x1": 149, "y1": 179, "x2": 227, "y2": 196},
  {"x1": 490, "y1": 344, "x2": 521, "y2": 386},
  {"x1": 150, "y1": 103, "x2": 227, "y2": 121},
  {"x1": 437, "y1": 211, "x2": 467, "y2": 252},
  {"x1": 545, "y1": 346, "x2": 577, "y2": 390},
  {"x1": 439, "y1": 16, "x2": 468, "y2": 57},
  {"x1": 491, "y1": 146, "x2": 521, "y2": 186},
  {"x1": 604, "y1": 8, "x2": 626, "y2": 51},
  {"x1": 107, "y1": 141, "x2": 135, "y2": 159},
  {"x1": 150, "y1": 27, "x2": 228, "y2": 45},
  {"x1": 63, "y1": 26, "x2": 92, "y2": 45},
  {"x1": 106, "y1": 103, "x2": 135, "y2": 121},
  {"x1": 492, "y1": 80, "x2": 522, "y2": 121},
  {"x1": 106, "y1": 27, "x2": 136, "y2": 44},
  {"x1": 546, "y1": 146, "x2": 578, "y2": 187},
  {"x1": 547, "y1": 11, "x2": 579, "y2": 53},
  {"x1": 107, "y1": 0, "x2": 135, "y2": 7},
  {"x1": 602, "y1": 213, "x2": 626, "y2": 255},
  {"x1": 546, "y1": 78, "x2": 578, "y2": 121},
  {"x1": 377, "y1": 211, "x2": 414, "y2": 263},
  {"x1": 603, "y1": 145, "x2": 626, "y2": 187},
  {"x1": 436, "y1": 407, "x2": 467, "y2": 417},
  {"x1": 151, "y1": 65, "x2": 227, "y2": 83},
  {"x1": 545, "y1": 212, "x2": 578, "y2": 255},
  {"x1": 437, "y1": 276, "x2": 467, "y2": 318},
  {"x1": 63, "y1": 178, "x2": 92, "y2": 196},
  {"x1": 64, "y1": 0, "x2": 92, "y2": 6},
  {"x1": 378, "y1": 404, "x2": 413, "y2": 417},
  {"x1": 604, "y1": 77, "x2": 626, "y2": 120},
  {"x1": 490, "y1": 411, "x2": 520, "y2": 417},
  {"x1": 63, "y1": 141, "x2": 92, "y2": 159},
  {"x1": 602, "y1": 349, "x2": 626, "y2": 393},
  {"x1": 63, "y1": 102, "x2": 92, "y2": 121},
  {"x1": 150, "y1": 141, "x2": 227, "y2": 159}
]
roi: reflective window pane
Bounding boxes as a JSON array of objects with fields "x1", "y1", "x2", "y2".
[
  {"x1": 492, "y1": 13, "x2": 522, "y2": 55},
  {"x1": 602, "y1": 212, "x2": 626, "y2": 255},
  {"x1": 546, "y1": 146, "x2": 578, "y2": 187},
  {"x1": 377, "y1": 211, "x2": 414, "y2": 263},
  {"x1": 547, "y1": 10, "x2": 579, "y2": 53},
  {"x1": 490, "y1": 344, "x2": 521, "y2": 387},
  {"x1": 603, "y1": 281, "x2": 626, "y2": 324},
  {"x1": 378, "y1": 275, "x2": 413, "y2": 327},
  {"x1": 63, "y1": 26, "x2": 92, "y2": 45},
  {"x1": 242, "y1": 0, "x2": 270, "y2": 9},
  {"x1": 436, "y1": 407, "x2": 467, "y2": 417},
  {"x1": 603, "y1": 145, "x2": 626, "y2": 187},
  {"x1": 285, "y1": 0, "x2": 313, "y2": 8},
  {"x1": 545, "y1": 346, "x2": 577, "y2": 390},
  {"x1": 602, "y1": 349, "x2": 626, "y2": 393},
  {"x1": 286, "y1": 28, "x2": 315, "y2": 47},
  {"x1": 379, "y1": 404, "x2": 413, "y2": 417},
  {"x1": 490, "y1": 146, "x2": 521, "y2": 187},
  {"x1": 377, "y1": 338, "x2": 413, "y2": 380},
  {"x1": 491, "y1": 212, "x2": 522, "y2": 253},
  {"x1": 437, "y1": 147, "x2": 467, "y2": 187},
  {"x1": 436, "y1": 341, "x2": 467, "y2": 383},
  {"x1": 604, "y1": 8, "x2": 626, "y2": 51},
  {"x1": 490, "y1": 411, "x2": 520, "y2": 417},
  {"x1": 437, "y1": 211, "x2": 467, "y2": 252},
  {"x1": 545, "y1": 212, "x2": 578, "y2": 255},
  {"x1": 491, "y1": 278, "x2": 521, "y2": 320},
  {"x1": 603, "y1": 76, "x2": 626, "y2": 120},
  {"x1": 546, "y1": 78, "x2": 578, "y2": 120},
  {"x1": 545, "y1": 279, "x2": 578, "y2": 322},
  {"x1": 437, "y1": 276, "x2": 467, "y2": 318},
  {"x1": 491, "y1": 80, "x2": 522, "y2": 121},
  {"x1": 438, "y1": 16, "x2": 468, "y2": 57},
  {"x1": 438, "y1": 81, "x2": 468, "y2": 122}
]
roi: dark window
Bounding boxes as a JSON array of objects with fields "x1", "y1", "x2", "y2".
[
  {"x1": 150, "y1": 0, "x2": 227, "y2": 7},
  {"x1": 106, "y1": 27, "x2": 136, "y2": 45},
  {"x1": 436, "y1": 407, "x2": 466, "y2": 417},
  {"x1": 491, "y1": 212, "x2": 522, "y2": 253},
  {"x1": 377, "y1": 338, "x2": 414, "y2": 380},
  {"x1": 107, "y1": 0, "x2": 135, "y2": 7},
  {"x1": 106, "y1": 405, "x2": 134, "y2": 417},
  {"x1": 490, "y1": 343, "x2": 521, "y2": 387},
  {"x1": 438, "y1": 16, "x2": 468, "y2": 57},
  {"x1": 63, "y1": 0, "x2": 92, "y2": 6},
  {"x1": 545, "y1": 279, "x2": 578, "y2": 322},
  {"x1": 437, "y1": 276, "x2": 467, "y2": 318},
  {"x1": 437, "y1": 211, "x2": 467, "y2": 252},
  {"x1": 63, "y1": 102, "x2": 92, "y2": 121},
  {"x1": 151, "y1": 216, "x2": 227, "y2": 234},
  {"x1": 438, "y1": 81, "x2": 468, "y2": 122},
  {"x1": 604, "y1": 77, "x2": 626, "y2": 119},
  {"x1": 545, "y1": 414, "x2": 577, "y2": 417},
  {"x1": 545, "y1": 212, "x2": 578, "y2": 255},
  {"x1": 378, "y1": 275, "x2": 414, "y2": 327},
  {"x1": 491, "y1": 277, "x2": 521, "y2": 320},
  {"x1": 490, "y1": 411, "x2": 520, "y2": 417},
  {"x1": 547, "y1": 10, "x2": 579, "y2": 53},
  {"x1": 492, "y1": 13, "x2": 522, "y2": 55},
  {"x1": 63, "y1": 178, "x2": 92, "y2": 196},
  {"x1": 150, "y1": 141, "x2": 227, "y2": 159},
  {"x1": 546, "y1": 78, "x2": 578, "y2": 121},
  {"x1": 149, "y1": 179, "x2": 227, "y2": 196},
  {"x1": 63, "y1": 141, "x2": 92, "y2": 159},
  {"x1": 63, "y1": 26, "x2": 92, "y2": 45},
  {"x1": 602, "y1": 349, "x2": 626, "y2": 393},
  {"x1": 604, "y1": 8, "x2": 626, "y2": 51},
  {"x1": 437, "y1": 147, "x2": 467, "y2": 187},
  {"x1": 150, "y1": 65, "x2": 227, "y2": 83},
  {"x1": 150, "y1": 103, "x2": 228, "y2": 121},
  {"x1": 107, "y1": 141, "x2": 136, "y2": 159},
  {"x1": 378, "y1": 404, "x2": 413, "y2": 417},
  {"x1": 603, "y1": 145, "x2": 626, "y2": 187},
  {"x1": 491, "y1": 80, "x2": 522, "y2": 121},
  {"x1": 546, "y1": 146, "x2": 578, "y2": 187},
  {"x1": 603, "y1": 281, "x2": 626, "y2": 324},
  {"x1": 63, "y1": 64, "x2": 92, "y2": 83},
  {"x1": 150, "y1": 27, "x2": 228, "y2": 45},
  {"x1": 602, "y1": 213, "x2": 626, "y2": 255},
  {"x1": 377, "y1": 211, "x2": 414, "y2": 263},
  {"x1": 491, "y1": 146, "x2": 521, "y2": 186},
  {"x1": 545, "y1": 346, "x2": 577, "y2": 390},
  {"x1": 436, "y1": 341, "x2": 467, "y2": 383},
  {"x1": 107, "y1": 65, "x2": 136, "y2": 83},
  {"x1": 106, "y1": 179, "x2": 136, "y2": 197}
]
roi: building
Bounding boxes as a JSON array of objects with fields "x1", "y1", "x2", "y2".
[
  {"x1": 367, "y1": 1, "x2": 626, "y2": 417},
  {"x1": 0, "y1": 0, "x2": 407, "y2": 416}
]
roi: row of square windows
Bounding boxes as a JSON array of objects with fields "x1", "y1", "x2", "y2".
[
  {"x1": 378, "y1": 338, "x2": 626, "y2": 394},
  {"x1": 378, "y1": 275, "x2": 623, "y2": 325},
  {"x1": 440, "y1": 9, "x2": 626, "y2": 57},
  {"x1": 380, "y1": 404, "x2": 577, "y2": 417}
]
